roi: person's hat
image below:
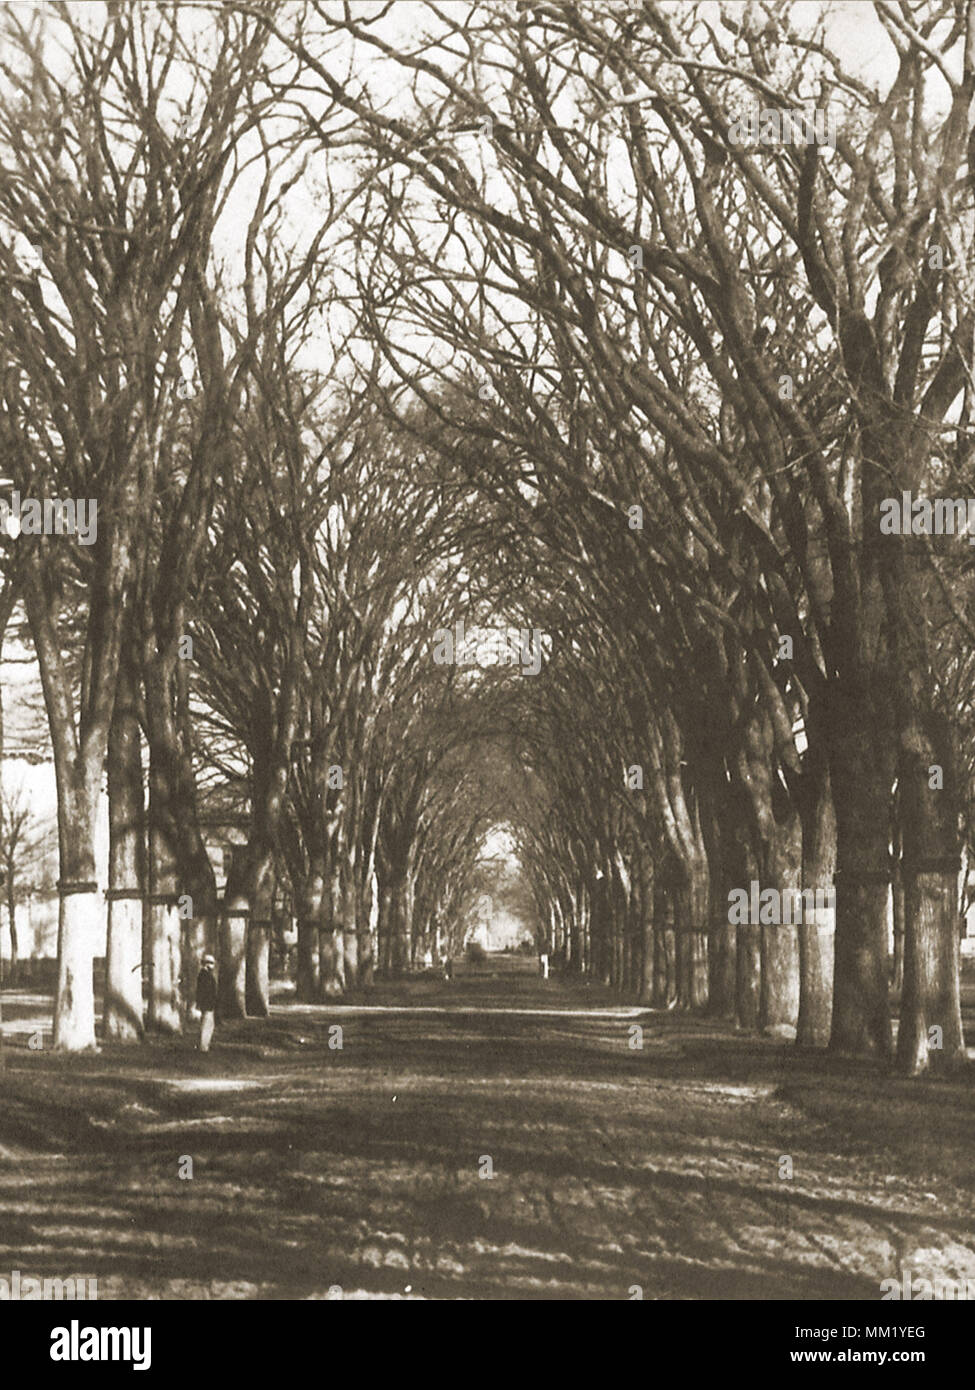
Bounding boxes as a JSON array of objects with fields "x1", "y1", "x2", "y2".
[{"x1": 202, "y1": 953, "x2": 215, "y2": 966}]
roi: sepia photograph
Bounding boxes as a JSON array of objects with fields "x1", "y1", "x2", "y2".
[{"x1": 0, "y1": 0, "x2": 972, "y2": 1351}]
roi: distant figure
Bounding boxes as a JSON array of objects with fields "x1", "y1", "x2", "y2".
[
  {"x1": 442, "y1": 955, "x2": 453, "y2": 982},
  {"x1": 540, "y1": 952, "x2": 550, "y2": 980},
  {"x1": 422, "y1": 948, "x2": 433, "y2": 969},
  {"x1": 196, "y1": 953, "x2": 217, "y2": 1052}
]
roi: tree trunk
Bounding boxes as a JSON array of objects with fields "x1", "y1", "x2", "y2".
[
  {"x1": 318, "y1": 857, "x2": 346, "y2": 997},
  {"x1": 734, "y1": 845, "x2": 761, "y2": 1030},
  {"x1": 5, "y1": 885, "x2": 17, "y2": 988},
  {"x1": 828, "y1": 685, "x2": 893, "y2": 1060},
  {"x1": 653, "y1": 880, "x2": 677, "y2": 1007},
  {"x1": 707, "y1": 851, "x2": 736, "y2": 1021},
  {"x1": 796, "y1": 759, "x2": 835, "y2": 1048},
  {"x1": 897, "y1": 870, "x2": 965, "y2": 1074},
  {"x1": 389, "y1": 875, "x2": 410, "y2": 976},
  {"x1": 568, "y1": 878, "x2": 583, "y2": 975},
  {"x1": 144, "y1": 686, "x2": 191, "y2": 1035},
  {"x1": 245, "y1": 870, "x2": 273, "y2": 1018},
  {"x1": 895, "y1": 713, "x2": 965, "y2": 1075},
  {"x1": 356, "y1": 866, "x2": 376, "y2": 989},
  {"x1": 760, "y1": 917, "x2": 800, "y2": 1035},
  {"x1": 674, "y1": 852, "x2": 710, "y2": 1010},
  {"x1": 296, "y1": 862, "x2": 323, "y2": 1002},
  {"x1": 760, "y1": 827, "x2": 802, "y2": 1035},
  {"x1": 637, "y1": 857, "x2": 654, "y2": 1005},
  {"x1": 34, "y1": 693, "x2": 105, "y2": 1051},
  {"x1": 318, "y1": 927, "x2": 345, "y2": 996},
  {"x1": 340, "y1": 858, "x2": 357, "y2": 989},
  {"x1": 105, "y1": 649, "x2": 146, "y2": 1042},
  {"x1": 55, "y1": 878, "x2": 101, "y2": 1051},
  {"x1": 50, "y1": 759, "x2": 104, "y2": 1051},
  {"x1": 590, "y1": 873, "x2": 611, "y2": 986},
  {"x1": 23, "y1": 491, "x2": 127, "y2": 1053},
  {"x1": 891, "y1": 856, "x2": 905, "y2": 994},
  {"x1": 218, "y1": 854, "x2": 249, "y2": 1021},
  {"x1": 147, "y1": 894, "x2": 182, "y2": 1035}
]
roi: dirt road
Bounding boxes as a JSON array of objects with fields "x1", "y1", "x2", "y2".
[{"x1": 1, "y1": 957, "x2": 974, "y2": 1299}]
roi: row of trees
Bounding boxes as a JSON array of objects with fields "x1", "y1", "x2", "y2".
[
  {"x1": 0, "y1": 3, "x2": 485, "y2": 1044},
  {"x1": 1, "y1": 2, "x2": 974, "y2": 1077},
  {"x1": 257, "y1": 0, "x2": 975, "y2": 1075}
]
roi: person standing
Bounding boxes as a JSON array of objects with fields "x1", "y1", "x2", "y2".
[{"x1": 195, "y1": 953, "x2": 217, "y2": 1052}]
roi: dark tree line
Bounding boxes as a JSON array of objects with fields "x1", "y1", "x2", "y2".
[{"x1": 0, "y1": 2, "x2": 974, "y2": 1078}]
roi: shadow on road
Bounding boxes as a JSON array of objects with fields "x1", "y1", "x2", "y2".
[{"x1": 1, "y1": 954, "x2": 973, "y2": 1299}]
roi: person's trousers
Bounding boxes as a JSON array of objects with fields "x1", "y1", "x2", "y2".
[{"x1": 200, "y1": 1010, "x2": 215, "y2": 1052}]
